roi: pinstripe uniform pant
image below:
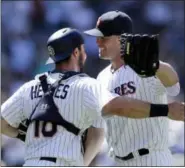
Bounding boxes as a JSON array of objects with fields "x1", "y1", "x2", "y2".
[
  {"x1": 24, "y1": 157, "x2": 83, "y2": 166},
  {"x1": 114, "y1": 149, "x2": 173, "y2": 166}
]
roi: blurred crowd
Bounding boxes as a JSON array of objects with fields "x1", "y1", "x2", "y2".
[{"x1": 1, "y1": 0, "x2": 184, "y2": 166}]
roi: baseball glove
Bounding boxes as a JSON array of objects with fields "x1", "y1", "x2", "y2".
[{"x1": 120, "y1": 33, "x2": 160, "y2": 77}]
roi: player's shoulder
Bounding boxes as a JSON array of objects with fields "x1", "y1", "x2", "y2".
[
  {"x1": 97, "y1": 64, "x2": 111, "y2": 80},
  {"x1": 11, "y1": 79, "x2": 36, "y2": 97},
  {"x1": 19, "y1": 72, "x2": 47, "y2": 91},
  {"x1": 77, "y1": 75, "x2": 104, "y2": 93},
  {"x1": 125, "y1": 65, "x2": 137, "y2": 74},
  {"x1": 126, "y1": 65, "x2": 154, "y2": 80},
  {"x1": 20, "y1": 79, "x2": 38, "y2": 91},
  {"x1": 79, "y1": 75, "x2": 100, "y2": 86}
]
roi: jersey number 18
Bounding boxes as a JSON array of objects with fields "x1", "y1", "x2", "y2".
[{"x1": 34, "y1": 121, "x2": 57, "y2": 137}]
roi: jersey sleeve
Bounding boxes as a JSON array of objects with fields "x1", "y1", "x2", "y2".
[
  {"x1": 83, "y1": 78, "x2": 119, "y2": 118},
  {"x1": 138, "y1": 77, "x2": 168, "y2": 103},
  {"x1": 92, "y1": 116, "x2": 106, "y2": 129},
  {"x1": 1, "y1": 83, "x2": 27, "y2": 128},
  {"x1": 96, "y1": 73, "x2": 101, "y2": 81}
]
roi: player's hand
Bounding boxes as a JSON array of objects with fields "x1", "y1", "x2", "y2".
[
  {"x1": 168, "y1": 101, "x2": 185, "y2": 121},
  {"x1": 120, "y1": 33, "x2": 159, "y2": 77}
]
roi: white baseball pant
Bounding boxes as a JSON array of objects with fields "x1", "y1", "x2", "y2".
[{"x1": 23, "y1": 157, "x2": 83, "y2": 166}]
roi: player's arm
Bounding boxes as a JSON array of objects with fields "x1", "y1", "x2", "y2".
[
  {"x1": 102, "y1": 96, "x2": 184, "y2": 121},
  {"x1": 156, "y1": 61, "x2": 180, "y2": 96},
  {"x1": 84, "y1": 78, "x2": 184, "y2": 122},
  {"x1": 1, "y1": 83, "x2": 28, "y2": 141},
  {"x1": 83, "y1": 118, "x2": 105, "y2": 166},
  {"x1": 83, "y1": 126, "x2": 105, "y2": 166},
  {"x1": 1, "y1": 117, "x2": 19, "y2": 137},
  {"x1": 1, "y1": 116, "x2": 28, "y2": 141}
]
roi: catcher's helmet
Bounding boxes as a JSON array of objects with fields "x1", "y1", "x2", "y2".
[{"x1": 46, "y1": 28, "x2": 84, "y2": 64}]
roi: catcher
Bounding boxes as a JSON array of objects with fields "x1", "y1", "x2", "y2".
[{"x1": 84, "y1": 10, "x2": 181, "y2": 166}]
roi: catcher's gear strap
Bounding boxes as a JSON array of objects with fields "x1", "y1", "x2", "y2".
[
  {"x1": 81, "y1": 129, "x2": 88, "y2": 155},
  {"x1": 29, "y1": 72, "x2": 82, "y2": 136},
  {"x1": 16, "y1": 120, "x2": 29, "y2": 142},
  {"x1": 16, "y1": 132, "x2": 26, "y2": 142}
]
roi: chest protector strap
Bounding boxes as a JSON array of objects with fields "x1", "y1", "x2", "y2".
[{"x1": 29, "y1": 73, "x2": 81, "y2": 136}]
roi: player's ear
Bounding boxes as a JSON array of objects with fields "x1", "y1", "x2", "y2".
[{"x1": 72, "y1": 47, "x2": 80, "y2": 58}]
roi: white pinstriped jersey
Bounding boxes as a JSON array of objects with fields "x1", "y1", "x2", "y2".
[
  {"x1": 1, "y1": 72, "x2": 116, "y2": 165},
  {"x1": 97, "y1": 65, "x2": 170, "y2": 157}
]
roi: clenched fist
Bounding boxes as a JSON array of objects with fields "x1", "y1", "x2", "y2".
[{"x1": 168, "y1": 101, "x2": 185, "y2": 121}]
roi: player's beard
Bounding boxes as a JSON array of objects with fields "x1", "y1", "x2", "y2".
[{"x1": 78, "y1": 52, "x2": 85, "y2": 73}]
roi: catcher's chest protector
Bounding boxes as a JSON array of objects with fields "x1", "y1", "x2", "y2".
[{"x1": 29, "y1": 73, "x2": 81, "y2": 136}]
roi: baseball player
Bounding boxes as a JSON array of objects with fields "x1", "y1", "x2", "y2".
[
  {"x1": 84, "y1": 11, "x2": 182, "y2": 166},
  {"x1": 1, "y1": 28, "x2": 184, "y2": 167}
]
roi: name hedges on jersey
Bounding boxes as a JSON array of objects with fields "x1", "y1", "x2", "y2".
[{"x1": 31, "y1": 84, "x2": 70, "y2": 99}]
